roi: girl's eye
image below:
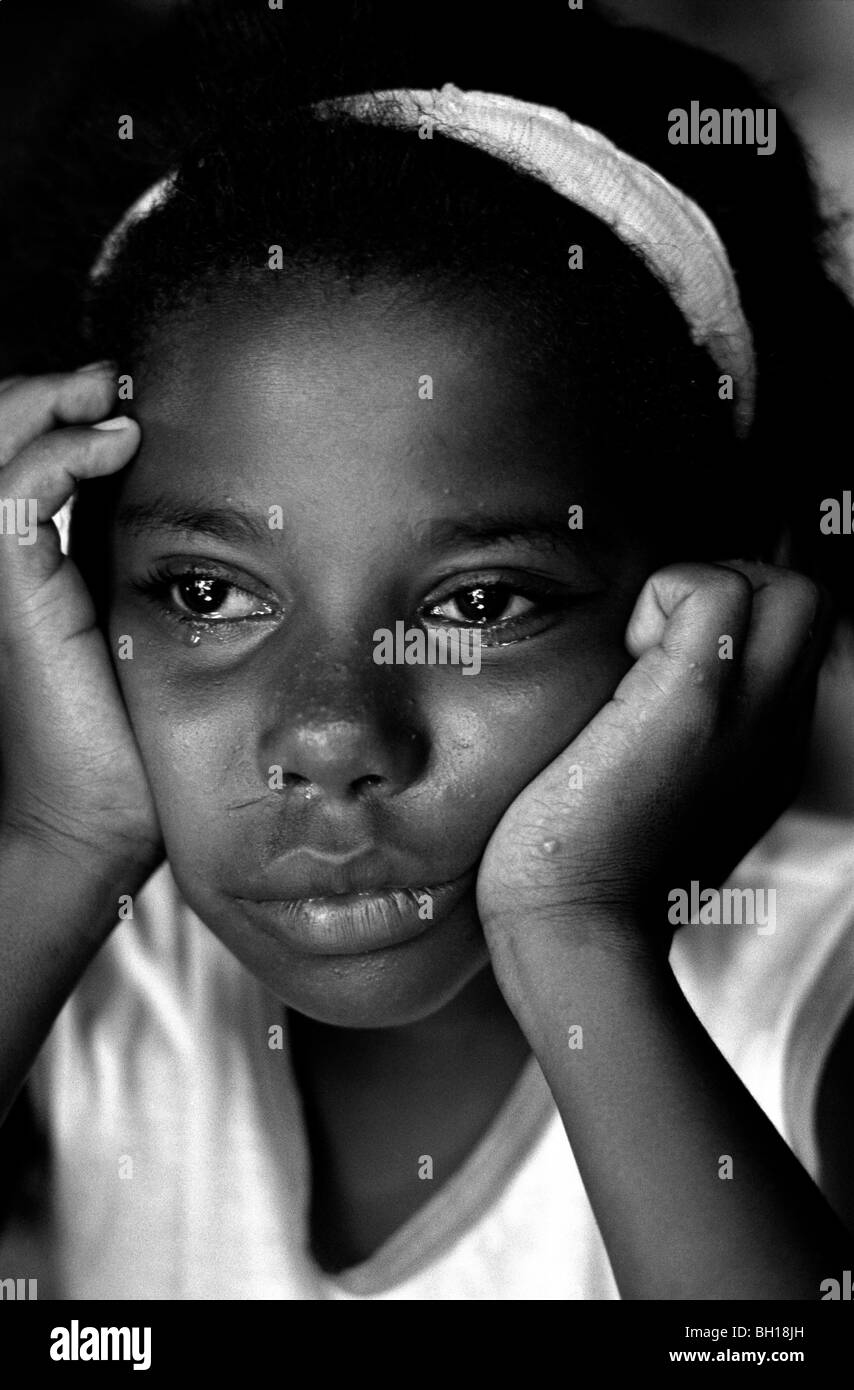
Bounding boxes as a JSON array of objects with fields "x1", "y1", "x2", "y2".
[
  {"x1": 130, "y1": 566, "x2": 277, "y2": 630},
  {"x1": 169, "y1": 575, "x2": 268, "y2": 621},
  {"x1": 426, "y1": 583, "x2": 537, "y2": 627}
]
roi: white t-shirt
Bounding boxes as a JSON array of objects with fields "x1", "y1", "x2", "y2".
[{"x1": 16, "y1": 807, "x2": 854, "y2": 1300}]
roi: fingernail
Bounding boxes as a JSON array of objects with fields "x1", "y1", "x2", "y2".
[
  {"x1": 76, "y1": 359, "x2": 117, "y2": 374},
  {"x1": 93, "y1": 416, "x2": 133, "y2": 431}
]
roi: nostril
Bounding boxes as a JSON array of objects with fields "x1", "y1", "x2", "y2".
[
  {"x1": 278, "y1": 772, "x2": 311, "y2": 791},
  {"x1": 354, "y1": 774, "x2": 385, "y2": 793}
]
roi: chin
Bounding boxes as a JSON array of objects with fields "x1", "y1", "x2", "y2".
[
  {"x1": 191, "y1": 890, "x2": 490, "y2": 1029},
  {"x1": 274, "y1": 948, "x2": 489, "y2": 1029}
]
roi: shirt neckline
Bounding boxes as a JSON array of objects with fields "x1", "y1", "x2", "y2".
[{"x1": 312, "y1": 1046, "x2": 557, "y2": 1297}]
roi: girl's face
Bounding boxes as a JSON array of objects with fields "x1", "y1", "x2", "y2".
[{"x1": 107, "y1": 282, "x2": 661, "y2": 1027}]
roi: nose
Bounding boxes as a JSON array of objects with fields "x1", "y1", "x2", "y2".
[{"x1": 258, "y1": 647, "x2": 428, "y2": 801}]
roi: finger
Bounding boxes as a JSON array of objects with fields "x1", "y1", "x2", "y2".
[
  {"x1": 715, "y1": 560, "x2": 832, "y2": 695},
  {"x1": 614, "y1": 564, "x2": 757, "y2": 743},
  {"x1": 0, "y1": 420, "x2": 140, "y2": 592},
  {"x1": 0, "y1": 374, "x2": 28, "y2": 396},
  {"x1": 0, "y1": 366, "x2": 118, "y2": 467},
  {"x1": 3, "y1": 417, "x2": 140, "y2": 520},
  {"x1": 625, "y1": 562, "x2": 754, "y2": 670}
]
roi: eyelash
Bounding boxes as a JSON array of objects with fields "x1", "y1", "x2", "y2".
[
  {"x1": 423, "y1": 575, "x2": 569, "y2": 645},
  {"x1": 130, "y1": 563, "x2": 277, "y2": 635},
  {"x1": 130, "y1": 564, "x2": 571, "y2": 645}
]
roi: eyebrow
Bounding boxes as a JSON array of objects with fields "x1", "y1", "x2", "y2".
[
  {"x1": 114, "y1": 499, "x2": 587, "y2": 562},
  {"x1": 409, "y1": 515, "x2": 585, "y2": 557},
  {"x1": 114, "y1": 497, "x2": 275, "y2": 547}
]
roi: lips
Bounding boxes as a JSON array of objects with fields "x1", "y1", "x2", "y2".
[
  {"x1": 240, "y1": 848, "x2": 468, "y2": 901},
  {"x1": 235, "y1": 863, "x2": 477, "y2": 956}
]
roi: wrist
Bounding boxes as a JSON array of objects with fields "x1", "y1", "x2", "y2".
[
  {"x1": 0, "y1": 816, "x2": 160, "y2": 927},
  {"x1": 483, "y1": 897, "x2": 670, "y2": 964},
  {"x1": 0, "y1": 805, "x2": 162, "y2": 884},
  {"x1": 0, "y1": 820, "x2": 155, "y2": 1117},
  {"x1": 484, "y1": 903, "x2": 674, "y2": 1026}
]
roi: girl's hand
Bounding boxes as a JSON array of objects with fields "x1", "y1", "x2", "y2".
[
  {"x1": 477, "y1": 560, "x2": 830, "y2": 964},
  {"x1": 0, "y1": 367, "x2": 162, "y2": 870}
]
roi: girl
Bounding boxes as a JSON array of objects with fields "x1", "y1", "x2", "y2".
[{"x1": 1, "y1": 0, "x2": 853, "y2": 1299}]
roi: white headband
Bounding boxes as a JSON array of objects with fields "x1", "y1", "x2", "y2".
[{"x1": 90, "y1": 83, "x2": 756, "y2": 435}]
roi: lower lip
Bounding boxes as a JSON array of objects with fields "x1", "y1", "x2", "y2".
[{"x1": 236, "y1": 871, "x2": 477, "y2": 956}]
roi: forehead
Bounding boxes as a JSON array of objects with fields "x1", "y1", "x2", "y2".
[
  {"x1": 127, "y1": 281, "x2": 585, "y2": 510},
  {"x1": 142, "y1": 280, "x2": 546, "y2": 424}
]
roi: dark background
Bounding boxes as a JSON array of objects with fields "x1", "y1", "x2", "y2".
[
  {"x1": 1, "y1": 0, "x2": 852, "y2": 379},
  {"x1": 2, "y1": 0, "x2": 852, "y2": 283}
]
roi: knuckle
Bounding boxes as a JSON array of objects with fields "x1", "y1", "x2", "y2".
[
  {"x1": 651, "y1": 561, "x2": 709, "y2": 591},
  {"x1": 0, "y1": 370, "x2": 114, "y2": 423},
  {"x1": 59, "y1": 427, "x2": 107, "y2": 472},
  {"x1": 0, "y1": 374, "x2": 27, "y2": 395},
  {"x1": 0, "y1": 373, "x2": 61, "y2": 427},
  {"x1": 782, "y1": 572, "x2": 822, "y2": 625},
  {"x1": 710, "y1": 566, "x2": 753, "y2": 603},
  {"x1": 21, "y1": 427, "x2": 94, "y2": 477}
]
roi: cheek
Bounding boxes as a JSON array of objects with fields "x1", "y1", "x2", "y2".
[
  {"x1": 111, "y1": 644, "x2": 250, "y2": 857},
  {"x1": 429, "y1": 619, "x2": 635, "y2": 829}
]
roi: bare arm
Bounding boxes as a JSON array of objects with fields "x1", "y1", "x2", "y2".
[
  {"x1": 0, "y1": 827, "x2": 156, "y2": 1127},
  {"x1": 499, "y1": 918, "x2": 851, "y2": 1299}
]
